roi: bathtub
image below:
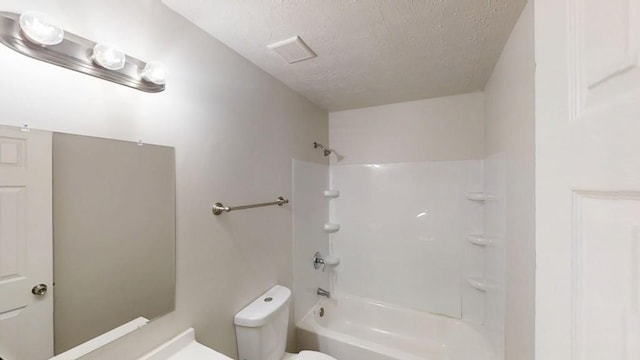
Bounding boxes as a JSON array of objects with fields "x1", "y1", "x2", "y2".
[{"x1": 296, "y1": 295, "x2": 496, "y2": 360}]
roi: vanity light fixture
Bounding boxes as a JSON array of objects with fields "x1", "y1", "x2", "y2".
[
  {"x1": 18, "y1": 11, "x2": 64, "y2": 46},
  {"x1": 92, "y1": 43, "x2": 126, "y2": 71},
  {"x1": 0, "y1": 11, "x2": 165, "y2": 92},
  {"x1": 140, "y1": 61, "x2": 166, "y2": 85}
]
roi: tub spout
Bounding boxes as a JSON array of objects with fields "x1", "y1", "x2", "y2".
[{"x1": 317, "y1": 288, "x2": 331, "y2": 298}]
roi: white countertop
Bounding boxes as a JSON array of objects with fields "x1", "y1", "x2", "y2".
[{"x1": 139, "y1": 328, "x2": 232, "y2": 360}]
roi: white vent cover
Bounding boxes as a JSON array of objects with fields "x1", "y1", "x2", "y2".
[{"x1": 267, "y1": 36, "x2": 317, "y2": 64}]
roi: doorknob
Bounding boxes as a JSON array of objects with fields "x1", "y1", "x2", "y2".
[{"x1": 31, "y1": 284, "x2": 47, "y2": 296}]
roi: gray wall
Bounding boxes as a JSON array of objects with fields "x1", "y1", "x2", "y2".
[
  {"x1": 53, "y1": 133, "x2": 176, "y2": 354},
  {"x1": 0, "y1": 0, "x2": 328, "y2": 358}
]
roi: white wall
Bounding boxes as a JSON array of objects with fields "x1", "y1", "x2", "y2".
[
  {"x1": 482, "y1": 2, "x2": 535, "y2": 360},
  {"x1": 0, "y1": 1, "x2": 328, "y2": 359},
  {"x1": 329, "y1": 92, "x2": 484, "y2": 164}
]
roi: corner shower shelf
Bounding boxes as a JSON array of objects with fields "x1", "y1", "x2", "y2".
[
  {"x1": 467, "y1": 235, "x2": 492, "y2": 246},
  {"x1": 466, "y1": 192, "x2": 490, "y2": 201},
  {"x1": 324, "y1": 255, "x2": 341, "y2": 267},
  {"x1": 324, "y1": 190, "x2": 340, "y2": 198},
  {"x1": 467, "y1": 276, "x2": 488, "y2": 292},
  {"x1": 323, "y1": 223, "x2": 340, "y2": 233}
]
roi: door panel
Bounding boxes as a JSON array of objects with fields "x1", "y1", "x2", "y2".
[
  {"x1": 576, "y1": 0, "x2": 640, "y2": 116},
  {"x1": 0, "y1": 187, "x2": 26, "y2": 281},
  {"x1": 0, "y1": 127, "x2": 52, "y2": 360},
  {"x1": 536, "y1": 0, "x2": 640, "y2": 359},
  {"x1": 573, "y1": 193, "x2": 640, "y2": 359}
]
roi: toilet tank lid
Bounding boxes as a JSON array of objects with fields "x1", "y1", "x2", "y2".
[{"x1": 234, "y1": 285, "x2": 291, "y2": 328}]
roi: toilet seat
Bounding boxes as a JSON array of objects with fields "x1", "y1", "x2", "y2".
[{"x1": 296, "y1": 350, "x2": 337, "y2": 360}]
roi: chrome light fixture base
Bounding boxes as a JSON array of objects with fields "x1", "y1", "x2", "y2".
[{"x1": 0, "y1": 11, "x2": 165, "y2": 93}]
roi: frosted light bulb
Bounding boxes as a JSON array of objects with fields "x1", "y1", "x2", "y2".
[
  {"x1": 19, "y1": 11, "x2": 64, "y2": 46},
  {"x1": 92, "y1": 43, "x2": 126, "y2": 70},
  {"x1": 140, "y1": 61, "x2": 166, "y2": 85}
]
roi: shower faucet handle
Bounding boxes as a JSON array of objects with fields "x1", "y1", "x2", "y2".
[{"x1": 313, "y1": 252, "x2": 326, "y2": 272}]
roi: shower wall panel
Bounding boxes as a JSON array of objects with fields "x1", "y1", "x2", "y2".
[
  {"x1": 292, "y1": 159, "x2": 331, "y2": 324},
  {"x1": 329, "y1": 160, "x2": 482, "y2": 318}
]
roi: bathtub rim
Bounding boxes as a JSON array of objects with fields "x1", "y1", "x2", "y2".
[{"x1": 296, "y1": 294, "x2": 497, "y2": 360}]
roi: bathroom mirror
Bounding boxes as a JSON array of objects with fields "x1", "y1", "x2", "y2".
[
  {"x1": 0, "y1": 127, "x2": 176, "y2": 359},
  {"x1": 52, "y1": 132, "x2": 176, "y2": 355}
]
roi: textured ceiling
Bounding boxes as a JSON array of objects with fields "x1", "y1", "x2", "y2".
[{"x1": 162, "y1": 0, "x2": 527, "y2": 111}]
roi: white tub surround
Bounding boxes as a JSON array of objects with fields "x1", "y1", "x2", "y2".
[
  {"x1": 292, "y1": 160, "x2": 331, "y2": 325},
  {"x1": 297, "y1": 296, "x2": 495, "y2": 360},
  {"x1": 329, "y1": 160, "x2": 483, "y2": 319}
]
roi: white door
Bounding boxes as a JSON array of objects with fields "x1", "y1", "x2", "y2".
[
  {"x1": 536, "y1": 0, "x2": 640, "y2": 359},
  {"x1": 0, "y1": 126, "x2": 53, "y2": 360}
]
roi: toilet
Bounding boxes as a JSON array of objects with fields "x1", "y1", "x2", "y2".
[{"x1": 234, "y1": 285, "x2": 337, "y2": 360}]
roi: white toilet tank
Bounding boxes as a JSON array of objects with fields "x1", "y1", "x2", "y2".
[{"x1": 234, "y1": 285, "x2": 292, "y2": 360}]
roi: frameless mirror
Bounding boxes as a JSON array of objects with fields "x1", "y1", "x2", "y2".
[
  {"x1": 0, "y1": 127, "x2": 176, "y2": 360},
  {"x1": 52, "y1": 133, "x2": 176, "y2": 354}
]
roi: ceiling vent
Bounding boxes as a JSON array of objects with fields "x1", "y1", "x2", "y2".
[{"x1": 267, "y1": 36, "x2": 317, "y2": 64}]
